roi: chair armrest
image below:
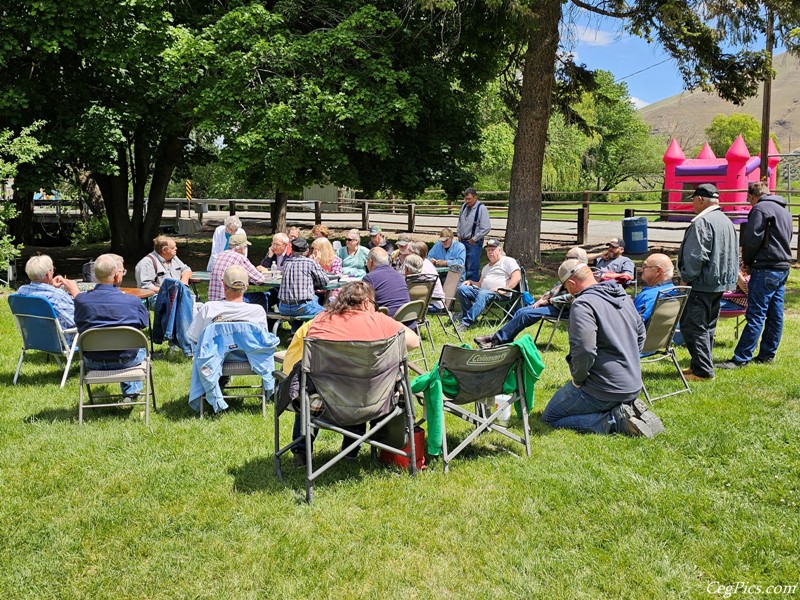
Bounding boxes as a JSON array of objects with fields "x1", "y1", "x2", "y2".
[{"x1": 495, "y1": 287, "x2": 520, "y2": 298}]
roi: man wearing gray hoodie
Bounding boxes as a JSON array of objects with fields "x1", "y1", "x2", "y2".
[{"x1": 541, "y1": 259, "x2": 665, "y2": 438}]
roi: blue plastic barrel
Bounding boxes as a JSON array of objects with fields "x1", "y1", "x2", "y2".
[{"x1": 622, "y1": 216, "x2": 648, "y2": 254}]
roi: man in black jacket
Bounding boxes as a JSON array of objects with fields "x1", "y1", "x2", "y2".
[{"x1": 718, "y1": 181, "x2": 792, "y2": 369}]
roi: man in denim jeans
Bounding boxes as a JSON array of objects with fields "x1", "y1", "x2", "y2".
[
  {"x1": 74, "y1": 254, "x2": 149, "y2": 402},
  {"x1": 717, "y1": 181, "x2": 792, "y2": 369},
  {"x1": 541, "y1": 259, "x2": 665, "y2": 438}
]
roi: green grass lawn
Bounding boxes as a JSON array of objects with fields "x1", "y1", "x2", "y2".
[{"x1": 1, "y1": 264, "x2": 799, "y2": 598}]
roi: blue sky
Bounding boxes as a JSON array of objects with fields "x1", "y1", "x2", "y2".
[{"x1": 561, "y1": 11, "x2": 778, "y2": 109}]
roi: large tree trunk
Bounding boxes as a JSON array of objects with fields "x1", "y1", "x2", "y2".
[
  {"x1": 73, "y1": 169, "x2": 105, "y2": 219},
  {"x1": 11, "y1": 189, "x2": 35, "y2": 244},
  {"x1": 505, "y1": 0, "x2": 562, "y2": 266},
  {"x1": 94, "y1": 129, "x2": 187, "y2": 262},
  {"x1": 272, "y1": 189, "x2": 288, "y2": 233}
]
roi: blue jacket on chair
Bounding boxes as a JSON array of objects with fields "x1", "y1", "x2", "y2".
[
  {"x1": 189, "y1": 321, "x2": 280, "y2": 413},
  {"x1": 152, "y1": 278, "x2": 195, "y2": 356}
]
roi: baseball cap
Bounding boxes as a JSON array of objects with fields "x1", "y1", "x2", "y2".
[
  {"x1": 291, "y1": 238, "x2": 308, "y2": 253},
  {"x1": 558, "y1": 259, "x2": 588, "y2": 285},
  {"x1": 607, "y1": 237, "x2": 625, "y2": 249},
  {"x1": 688, "y1": 183, "x2": 719, "y2": 200},
  {"x1": 222, "y1": 266, "x2": 248, "y2": 291},
  {"x1": 438, "y1": 228, "x2": 453, "y2": 242},
  {"x1": 228, "y1": 233, "x2": 251, "y2": 248},
  {"x1": 485, "y1": 239, "x2": 501, "y2": 248},
  {"x1": 368, "y1": 225, "x2": 382, "y2": 235},
  {"x1": 396, "y1": 233, "x2": 412, "y2": 247}
]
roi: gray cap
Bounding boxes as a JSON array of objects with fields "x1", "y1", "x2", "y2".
[
  {"x1": 485, "y1": 239, "x2": 501, "y2": 248},
  {"x1": 558, "y1": 259, "x2": 588, "y2": 285}
]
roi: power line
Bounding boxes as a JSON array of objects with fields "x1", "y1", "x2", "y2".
[{"x1": 616, "y1": 58, "x2": 673, "y2": 81}]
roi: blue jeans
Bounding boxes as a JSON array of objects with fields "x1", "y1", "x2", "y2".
[
  {"x1": 456, "y1": 284, "x2": 498, "y2": 327},
  {"x1": 277, "y1": 299, "x2": 324, "y2": 317},
  {"x1": 83, "y1": 348, "x2": 147, "y2": 396},
  {"x1": 541, "y1": 381, "x2": 624, "y2": 434},
  {"x1": 464, "y1": 239, "x2": 483, "y2": 281},
  {"x1": 495, "y1": 304, "x2": 562, "y2": 344},
  {"x1": 733, "y1": 268, "x2": 789, "y2": 364}
]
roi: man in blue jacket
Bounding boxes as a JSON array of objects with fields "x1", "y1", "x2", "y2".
[
  {"x1": 718, "y1": 181, "x2": 792, "y2": 369},
  {"x1": 74, "y1": 254, "x2": 149, "y2": 401},
  {"x1": 677, "y1": 184, "x2": 738, "y2": 381},
  {"x1": 541, "y1": 259, "x2": 665, "y2": 438}
]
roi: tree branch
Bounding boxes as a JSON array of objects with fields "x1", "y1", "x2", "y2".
[{"x1": 570, "y1": 0, "x2": 639, "y2": 19}]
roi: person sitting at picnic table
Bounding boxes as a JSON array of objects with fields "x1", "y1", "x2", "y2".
[
  {"x1": 311, "y1": 237, "x2": 343, "y2": 303},
  {"x1": 363, "y1": 247, "x2": 411, "y2": 319},
  {"x1": 16, "y1": 254, "x2": 80, "y2": 337},
  {"x1": 473, "y1": 247, "x2": 587, "y2": 349},
  {"x1": 258, "y1": 233, "x2": 292, "y2": 273},
  {"x1": 277, "y1": 237, "x2": 331, "y2": 319},
  {"x1": 74, "y1": 254, "x2": 150, "y2": 402},
  {"x1": 455, "y1": 239, "x2": 521, "y2": 332},
  {"x1": 287, "y1": 226, "x2": 301, "y2": 242},
  {"x1": 428, "y1": 227, "x2": 466, "y2": 270},
  {"x1": 208, "y1": 233, "x2": 267, "y2": 309},
  {"x1": 391, "y1": 233, "x2": 413, "y2": 271},
  {"x1": 207, "y1": 216, "x2": 245, "y2": 271},
  {"x1": 187, "y1": 266, "x2": 267, "y2": 344},
  {"x1": 280, "y1": 281, "x2": 421, "y2": 466},
  {"x1": 337, "y1": 229, "x2": 370, "y2": 278},
  {"x1": 407, "y1": 241, "x2": 445, "y2": 309},
  {"x1": 586, "y1": 237, "x2": 635, "y2": 285},
  {"x1": 367, "y1": 225, "x2": 395, "y2": 255},
  {"x1": 135, "y1": 235, "x2": 193, "y2": 293}
]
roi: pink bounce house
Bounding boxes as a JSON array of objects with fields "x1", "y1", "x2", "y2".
[{"x1": 663, "y1": 135, "x2": 780, "y2": 222}]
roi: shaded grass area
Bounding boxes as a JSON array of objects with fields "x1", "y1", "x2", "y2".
[{"x1": 1, "y1": 263, "x2": 799, "y2": 598}]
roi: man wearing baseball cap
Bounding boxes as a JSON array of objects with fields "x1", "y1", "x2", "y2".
[
  {"x1": 277, "y1": 237, "x2": 331, "y2": 319},
  {"x1": 187, "y1": 266, "x2": 268, "y2": 344},
  {"x1": 428, "y1": 227, "x2": 466, "y2": 271},
  {"x1": 677, "y1": 183, "x2": 738, "y2": 381},
  {"x1": 367, "y1": 225, "x2": 395, "y2": 255},
  {"x1": 208, "y1": 233, "x2": 267, "y2": 308},
  {"x1": 541, "y1": 258, "x2": 664, "y2": 438},
  {"x1": 587, "y1": 237, "x2": 635, "y2": 283}
]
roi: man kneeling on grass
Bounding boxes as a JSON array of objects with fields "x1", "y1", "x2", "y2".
[{"x1": 541, "y1": 259, "x2": 665, "y2": 438}]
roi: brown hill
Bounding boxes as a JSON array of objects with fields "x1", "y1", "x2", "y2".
[{"x1": 640, "y1": 52, "x2": 800, "y2": 153}]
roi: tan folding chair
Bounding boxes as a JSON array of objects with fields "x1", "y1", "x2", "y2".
[
  {"x1": 431, "y1": 264, "x2": 464, "y2": 342},
  {"x1": 393, "y1": 299, "x2": 429, "y2": 371},
  {"x1": 406, "y1": 275, "x2": 436, "y2": 353},
  {"x1": 78, "y1": 326, "x2": 155, "y2": 425},
  {"x1": 640, "y1": 286, "x2": 691, "y2": 404}
]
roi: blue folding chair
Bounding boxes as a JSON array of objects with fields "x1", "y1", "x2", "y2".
[{"x1": 8, "y1": 294, "x2": 78, "y2": 388}]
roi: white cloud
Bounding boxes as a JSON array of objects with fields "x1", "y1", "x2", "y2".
[
  {"x1": 630, "y1": 97, "x2": 650, "y2": 109},
  {"x1": 574, "y1": 26, "x2": 614, "y2": 47}
]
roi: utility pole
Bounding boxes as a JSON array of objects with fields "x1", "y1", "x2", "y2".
[{"x1": 760, "y1": 7, "x2": 774, "y2": 180}]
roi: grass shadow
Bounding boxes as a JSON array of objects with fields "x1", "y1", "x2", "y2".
[
  {"x1": 158, "y1": 394, "x2": 267, "y2": 421},
  {"x1": 229, "y1": 456, "x2": 286, "y2": 495}
]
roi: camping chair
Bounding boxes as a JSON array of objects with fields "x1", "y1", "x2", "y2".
[
  {"x1": 393, "y1": 299, "x2": 429, "y2": 371},
  {"x1": 719, "y1": 291, "x2": 748, "y2": 339},
  {"x1": 8, "y1": 294, "x2": 78, "y2": 388},
  {"x1": 77, "y1": 326, "x2": 155, "y2": 425},
  {"x1": 533, "y1": 302, "x2": 569, "y2": 352},
  {"x1": 480, "y1": 265, "x2": 529, "y2": 328},
  {"x1": 406, "y1": 275, "x2": 437, "y2": 353},
  {"x1": 640, "y1": 286, "x2": 691, "y2": 404},
  {"x1": 274, "y1": 332, "x2": 417, "y2": 504},
  {"x1": 421, "y1": 344, "x2": 532, "y2": 473},
  {"x1": 430, "y1": 264, "x2": 464, "y2": 342}
]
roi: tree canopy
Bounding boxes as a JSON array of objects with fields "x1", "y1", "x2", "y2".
[{"x1": 704, "y1": 113, "x2": 780, "y2": 158}]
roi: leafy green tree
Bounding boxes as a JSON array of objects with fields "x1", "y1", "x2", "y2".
[
  {"x1": 459, "y1": 0, "x2": 800, "y2": 265},
  {"x1": 577, "y1": 71, "x2": 664, "y2": 191},
  {"x1": 704, "y1": 113, "x2": 780, "y2": 157}
]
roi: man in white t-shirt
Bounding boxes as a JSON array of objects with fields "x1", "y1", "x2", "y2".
[
  {"x1": 455, "y1": 239, "x2": 521, "y2": 331},
  {"x1": 187, "y1": 266, "x2": 267, "y2": 344}
]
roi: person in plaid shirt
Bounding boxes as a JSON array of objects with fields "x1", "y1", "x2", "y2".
[
  {"x1": 208, "y1": 234, "x2": 267, "y2": 309},
  {"x1": 277, "y1": 238, "x2": 330, "y2": 317}
]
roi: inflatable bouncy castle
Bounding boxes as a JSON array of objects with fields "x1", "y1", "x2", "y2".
[{"x1": 663, "y1": 135, "x2": 780, "y2": 222}]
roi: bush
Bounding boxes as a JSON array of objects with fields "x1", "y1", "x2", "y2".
[{"x1": 70, "y1": 215, "x2": 110, "y2": 246}]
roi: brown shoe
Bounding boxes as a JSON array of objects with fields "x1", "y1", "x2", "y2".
[
  {"x1": 681, "y1": 368, "x2": 694, "y2": 375},
  {"x1": 685, "y1": 373, "x2": 714, "y2": 382}
]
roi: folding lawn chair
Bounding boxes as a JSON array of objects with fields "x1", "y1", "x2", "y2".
[
  {"x1": 533, "y1": 302, "x2": 569, "y2": 352},
  {"x1": 393, "y1": 299, "x2": 429, "y2": 371},
  {"x1": 480, "y1": 265, "x2": 529, "y2": 328},
  {"x1": 430, "y1": 264, "x2": 464, "y2": 342},
  {"x1": 78, "y1": 326, "x2": 155, "y2": 425},
  {"x1": 274, "y1": 332, "x2": 417, "y2": 504},
  {"x1": 640, "y1": 286, "x2": 691, "y2": 404},
  {"x1": 719, "y1": 291, "x2": 748, "y2": 339},
  {"x1": 406, "y1": 274, "x2": 437, "y2": 354},
  {"x1": 420, "y1": 343, "x2": 534, "y2": 473},
  {"x1": 8, "y1": 294, "x2": 78, "y2": 388}
]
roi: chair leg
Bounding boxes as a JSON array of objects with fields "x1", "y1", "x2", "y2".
[
  {"x1": 144, "y1": 368, "x2": 150, "y2": 426},
  {"x1": 544, "y1": 320, "x2": 559, "y2": 352},
  {"x1": 425, "y1": 321, "x2": 435, "y2": 353},
  {"x1": 61, "y1": 344, "x2": 77, "y2": 389},
  {"x1": 13, "y1": 350, "x2": 24, "y2": 385}
]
